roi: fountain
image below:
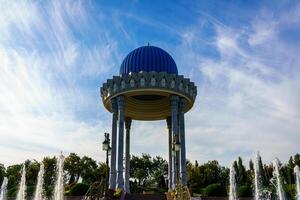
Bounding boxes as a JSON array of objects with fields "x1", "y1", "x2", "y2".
[
  {"x1": 273, "y1": 158, "x2": 285, "y2": 200},
  {"x1": 295, "y1": 165, "x2": 300, "y2": 200},
  {"x1": 254, "y1": 152, "x2": 262, "y2": 200},
  {"x1": 229, "y1": 165, "x2": 238, "y2": 200},
  {"x1": 34, "y1": 163, "x2": 45, "y2": 200},
  {"x1": 16, "y1": 165, "x2": 26, "y2": 200},
  {"x1": 53, "y1": 153, "x2": 65, "y2": 200},
  {"x1": 0, "y1": 177, "x2": 8, "y2": 200}
]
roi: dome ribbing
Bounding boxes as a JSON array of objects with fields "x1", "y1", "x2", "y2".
[{"x1": 120, "y1": 46, "x2": 178, "y2": 74}]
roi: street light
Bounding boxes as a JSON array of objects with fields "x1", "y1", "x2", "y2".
[
  {"x1": 102, "y1": 132, "x2": 111, "y2": 191},
  {"x1": 102, "y1": 134, "x2": 109, "y2": 151},
  {"x1": 175, "y1": 142, "x2": 181, "y2": 152},
  {"x1": 108, "y1": 147, "x2": 112, "y2": 156}
]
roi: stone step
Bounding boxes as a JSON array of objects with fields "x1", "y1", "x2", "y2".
[{"x1": 125, "y1": 193, "x2": 167, "y2": 200}]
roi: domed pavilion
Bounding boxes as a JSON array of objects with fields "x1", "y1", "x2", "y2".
[{"x1": 100, "y1": 45, "x2": 197, "y2": 194}]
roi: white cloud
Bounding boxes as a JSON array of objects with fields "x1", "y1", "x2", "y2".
[
  {"x1": 248, "y1": 14, "x2": 278, "y2": 46},
  {"x1": 0, "y1": 0, "x2": 117, "y2": 166},
  {"x1": 0, "y1": 44, "x2": 111, "y2": 166},
  {"x1": 176, "y1": 6, "x2": 300, "y2": 165}
]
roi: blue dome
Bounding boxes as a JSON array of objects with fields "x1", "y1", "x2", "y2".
[{"x1": 120, "y1": 46, "x2": 178, "y2": 74}]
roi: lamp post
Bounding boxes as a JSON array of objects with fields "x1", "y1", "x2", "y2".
[{"x1": 102, "y1": 132, "x2": 111, "y2": 190}]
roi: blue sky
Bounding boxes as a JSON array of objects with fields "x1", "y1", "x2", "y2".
[{"x1": 0, "y1": 0, "x2": 300, "y2": 166}]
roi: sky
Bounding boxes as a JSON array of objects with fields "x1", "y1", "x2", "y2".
[{"x1": 0, "y1": 0, "x2": 300, "y2": 167}]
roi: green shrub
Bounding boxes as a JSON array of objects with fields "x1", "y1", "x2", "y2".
[
  {"x1": 69, "y1": 183, "x2": 90, "y2": 196},
  {"x1": 44, "y1": 186, "x2": 54, "y2": 197},
  {"x1": 65, "y1": 182, "x2": 76, "y2": 192},
  {"x1": 237, "y1": 185, "x2": 253, "y2": 197},
  {"x1": 64, "y1": 190, "x2": 71, "y2": 196},
  {"x1": 284, "y1": 184, "x2": 296, "y2": 200},
  {"x1": 7, "y1": 187, "x2": 18, "y2": 197},
  {"x1": 26, "y1": 185, "x2": 36, "y2": 197},
  {"x1": 64, "y1": 182, "x2": 76, "y2": 196},
  {"x1": 203, "y1": 183, "x2": 227, "y2": 197}
]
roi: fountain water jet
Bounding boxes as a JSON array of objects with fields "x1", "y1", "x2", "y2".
[
  {"x1": 0, "y1": 177, "x2": 8, "y2": 200},
  {"x1": 254, "y1": 152, "x2": 262, "y2": 200},
  {"x1": 53, "y1": 154, "x2": 65, "y2": 200},
  {"x1": 34, "y1": 163, "x2": 44, "y2": 200},
  {"x1": 295, "y1": 165, "x2": 300, "y2": 200},
  {"x1": 273, "y1": 158, "x2": 285, "y2": 200},
  {"x1": 16, "y1": 165, "x2": 26, "y2": 200},
  {"x1": 229, "y1": 165, "x2": 238, "y2": 200}
]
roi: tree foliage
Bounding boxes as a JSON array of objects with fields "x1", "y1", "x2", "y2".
[
  {"x1": 64, "y1": 153, "x2": 81, "y2": 184},
  {"x1": 0, "y1": 152, "x2": 299, "y2": 198},
  {"x1": 203, "y1": 183, "x2": 227, "y2": 196},
  {"x1": 129, "y1": 154, "x2": 168, "y2": 193},
  {"x1": 0, "y1": 163, "x2": 5, "y2": 186}
]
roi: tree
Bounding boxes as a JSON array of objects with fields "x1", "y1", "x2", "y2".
[
  {"x1": 203, "y1": 160, "x2": 222, "y2": 186},
  {"x1": 187, "y1": 160, "x2": 202, "y2": 194},
  {"x1": 219, "y1": 167, "x2": 229, "y2": 187},
  {"x1": 129, "y1": 154, "x2": 168, "y2": 192},
  {"x1": 25, "y1": 160, "x2": 40, "y2": 187},
  {"x1": 263, "y1": 164, "x2": 273, "y2": 188},
  {"x1": 97, "y1": 162, "x2": 109, "y2": 183},
  {"x1": 43, "y1": 156, "x2": 57, "y2": 197},
  {"x1": 130, "y1": 154, "x2": 152, "y2": 186},
  {"x1": 237, "y1": 157, "x2": 248, "y2": 186},
  {"x1": 80, "y1": 156, "x2": 98, "y2": 184},
  {"x1": 294, "y1": 154, "x2": 300, "y2": 166},
  {"x1": 6, "y1": 164, "x2": 22, "y2": 191},
  {"x1": 257, "y1": 154, "x2": 270, "y2": 187},
  {"x1": 248, "y1": 159, "x2": 254, "y2": 186},
  {"x1": 151, "y1": 156, "x2": 167, "y2": 188},
  {"x1": 2, "y1": 152, "x2": 300, "y2": 197},
  {"x1": 64, "y1": 153, "x2": 81, "y2": 184},
  {"x1": 282, "y1": 156, "x2": 295, "y2": 184},
  {"x1": 233, "y1": 160, "x2": 239, "y2": 183},
  {"x1": 249, "y1": 159, "x2": 254, "y2": 171},
  {"x1": 0, "y1": 163, "x2": 5, "y2": 186}
]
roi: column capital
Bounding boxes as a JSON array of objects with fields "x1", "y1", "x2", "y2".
[
  {"x1": 170, "y1": 95, "x2": 179, "y2": 108},
  {"x1": 125, "y1": 117, "x2": 132, "y2": 130},
  {"x1": 178, "y1": 98, "x2": 186, "y2": 113}
]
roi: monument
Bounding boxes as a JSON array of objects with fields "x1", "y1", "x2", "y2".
[{"x1": 100, "y1": 45, "x2": 197, "y2": 194}]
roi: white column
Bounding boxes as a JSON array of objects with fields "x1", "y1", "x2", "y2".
[
  {"x1": 124, "y1": 117, "x2": 132, "y2": 193},
  {"x1": 179, "y1": 98, "x2": 187, "y2": 186},
  {"x1": 109, "y1": 98, "x2": 118, "y2": 189},
  {"x1": 166, "y1": 117, "x2": 172, "y2": 190},
  {"x1": 116, "y1": 96, "x2": 125, "y2": 189},
  {"x1": 170, "y1": 95, "x2": 179, "y2": 189}
]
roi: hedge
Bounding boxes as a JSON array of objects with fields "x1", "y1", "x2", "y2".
[
  {"x1": 203, "y1": 183, "x2": 227, "y2": 197},
  {"x1": 69, "y1": 183, "x2": 90, "y2": 196},
  {"x1": 237, "y1": 185, "x2": 253, "y2": 197}
]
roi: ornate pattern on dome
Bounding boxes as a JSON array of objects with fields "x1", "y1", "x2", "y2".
[{"x1": 119, "y1": 46, "x2": 178, "y2": 75}]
